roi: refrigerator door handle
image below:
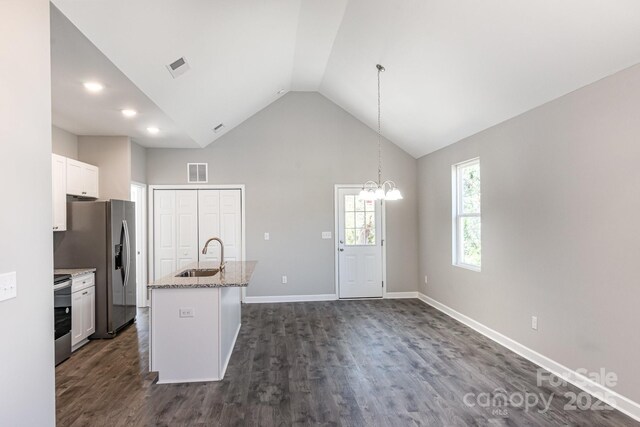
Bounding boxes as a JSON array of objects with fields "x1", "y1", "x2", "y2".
[{"x1": 123, "y1": 219, "x2": 131, "y2": 288}]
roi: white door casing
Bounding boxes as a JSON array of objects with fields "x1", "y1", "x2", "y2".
[
  {"x1": 131, "y1": 183, "x2": 148, "y2": 307},
  {"x1": 336, "y1": 187, "x2": 383, "y2": 299}
]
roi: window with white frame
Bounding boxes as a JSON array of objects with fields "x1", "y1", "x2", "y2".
[{"x1": 452, "y1": 158, "x2": 481, "y2": 270}]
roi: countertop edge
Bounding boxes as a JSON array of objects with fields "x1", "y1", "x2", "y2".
[
  {"x1": 148, "y1": 261, "x2": 257, "y2": 290},
  {"x1": 54, "y1": 268, "x2": 97, "y2": 277}
]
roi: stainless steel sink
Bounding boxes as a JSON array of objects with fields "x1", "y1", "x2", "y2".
[{"x1": 175, "y1": 268, "x2": 220, "y2": 278}]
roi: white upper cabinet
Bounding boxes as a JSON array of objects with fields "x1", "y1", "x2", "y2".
[
  {"x1": 52, "y1": 154, "x2": 67, "y2": 231},
  {"x1": 66, "y1": 158, "x2": 99, "y2": 198}
]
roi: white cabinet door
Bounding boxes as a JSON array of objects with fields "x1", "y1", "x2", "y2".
[
  {"x1": 83, "y1": 286, "x2": 95, "y2": 337},
  {"x1": 66, "y1": 158, "x2": 84, "y2": 196},
  {"x1": 66, "y1": 158, "x2": 99, "y2": 198},
  {"x1": 51, "y1": 154, "x2": 67, "y2": 231},
  {"x1": 82, "y1": 164, "x2": 99, "y2": 198},
  {"x1": 71, "y1": 291, "x2": 84, "y2": 347}
]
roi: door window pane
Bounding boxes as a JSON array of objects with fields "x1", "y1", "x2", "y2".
[{"x1": 344, "y1": 194, "x2": 376, "y2": 246}]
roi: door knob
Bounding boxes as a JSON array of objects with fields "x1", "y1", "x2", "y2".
[{"x1": 339, "y1": 248, "x2": 344, "y2": 252}]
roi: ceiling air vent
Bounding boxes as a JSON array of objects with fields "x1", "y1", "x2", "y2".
[
  {"x1": 187, "y1": 163, "x2": 208, "y2": 183},
  {"x1": 213, "y1": 123, "x2": 224, "y2": 133},
  {"x1": 167, "y1": 56, "x2": 190, "y2": 78}
]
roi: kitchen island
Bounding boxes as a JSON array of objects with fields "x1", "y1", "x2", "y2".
[{"x1": 148, "y1": 261, "x2": 256, "y2": 384}]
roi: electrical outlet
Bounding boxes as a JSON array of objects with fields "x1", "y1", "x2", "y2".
[
  {"x1": 264, "y1": 232, "x2": 270, "y2": 241},
  {"x1": 321, "y1": 231, "x2": 332, "y2": 239},
  {"x1": 0, "y1": 272, "x2": 17, "y2": 302},
  {"x1": 179, "y1": 308, "x2": 195, "y2": 318},
  {"x1": 531, "y1": 316, "x2": 538, "y2": 331},
  {"x1": 424, "y1": 275, "x2": 428, "y2": 284},
  {"x1": 282, "y1": 275, "x2": 288, "y2": 284}
]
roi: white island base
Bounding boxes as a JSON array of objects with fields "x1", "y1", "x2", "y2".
[{"x1": 150, "y1": 286, "x2": 242, "y2": 384}]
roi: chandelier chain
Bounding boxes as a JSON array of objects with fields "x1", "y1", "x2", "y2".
[{"x1": 377, "y1": 65, "x2": 382, "y2": 185}]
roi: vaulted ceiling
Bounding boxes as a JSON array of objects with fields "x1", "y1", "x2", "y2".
[{"x1": 53, "y1": 0, "x2": 640, "y2": 158}]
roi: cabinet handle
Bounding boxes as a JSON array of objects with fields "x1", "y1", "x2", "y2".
[
  {"x1": 53, "y1": 226, "x2": 58, "y2": 230},
  {"x1": 82, "y1": 291, "x2": 88, "y2": 295},
  {"x1": 82, "y1": 191, "x2": 87, "y2": 195}
]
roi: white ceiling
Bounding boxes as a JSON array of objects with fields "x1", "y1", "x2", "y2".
[
  {"x1": 51, "y1": 6, "x2": 197, "y2": 148},
  {"x1": 53, "y1": 0, "x2": 640, "y2": 157}
]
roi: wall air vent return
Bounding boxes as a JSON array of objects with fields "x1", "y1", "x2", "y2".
[
  {"x1": 187, "y1": 163, "x2": 208, "y2": 183},
  {"x1": 167, "y1": 56, "x2": 190, "y2": 78},
  {"x1": 213, "y1": 123, "x2": 224, "y2": 133}
]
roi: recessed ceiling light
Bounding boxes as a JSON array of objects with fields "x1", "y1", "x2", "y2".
[
  {"x1": 147, "y1": 126, "x2": 160, "y2": 134},
  {"x1": 83, "y1": 81, "x2": 104, "y2": 93},
  {"x1": 121, "y1": 109, "x2": 137, "y2": 117}
]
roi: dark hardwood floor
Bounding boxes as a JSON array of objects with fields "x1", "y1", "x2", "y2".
[{"x1": 56, "y1": 300, "x2": 638, "y2": 426}]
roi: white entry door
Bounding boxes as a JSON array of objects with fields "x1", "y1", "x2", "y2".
[{"x1": 337, "y1": 187, "x2": 383, "y2": 298}]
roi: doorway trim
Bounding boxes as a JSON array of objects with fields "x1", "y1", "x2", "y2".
[
  {"x1": 131, "y1": 181, "x2": 148, "y2": 307},
  {"x1": 334, "y1": 184, "x2": 387, "y2": 299},
  {"x1": 148, "y1": 184, "x2": 247, "y2": 301}
]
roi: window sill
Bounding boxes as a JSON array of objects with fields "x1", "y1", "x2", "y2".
[{"x1": 453, "y1": 263, "x2": 481, "y2": 272}]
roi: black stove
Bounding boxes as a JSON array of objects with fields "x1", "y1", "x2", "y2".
[{"x1": 54, "y1": 273, "x2": 71, "y2": 285}]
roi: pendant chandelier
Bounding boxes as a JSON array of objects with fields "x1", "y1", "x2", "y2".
[{"x1": 359, "y1": 64, "x2": 403, "y2": 201}]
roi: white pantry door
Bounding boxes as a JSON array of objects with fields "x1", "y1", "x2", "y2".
[
  {"x1": 175, "y1": 190, "x2": 199, "y2": 269},
  {"x1": 198, "y1": 189, "x2": 242, "y2": 263},
  {"x1": 337, "y1": 188, "x2": 383, "y2": 298},
  {"x1": 154, "y1": 190, "x2": 177, "y2": 280},
  {"x1": 153, "y1": 190, "x2": 198, "y2": 280}
]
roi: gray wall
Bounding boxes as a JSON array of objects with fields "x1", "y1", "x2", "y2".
[
  {"x1": 0, "y1": 0, "x2": 56, "y2": 425},
  {"x1": 52, "y1": 125, "x2": 78, "y2": 159},
  {"x1": 131, "y1": 141, "x2": 147, "y2": 184},
  {"x1": 418, "y1": 64, "x2": 640, "y2": 403},
  {"x1": 78, "y1": 135, "x2": 132, "y2": 200},
  {"x1": 147, "y1": 92, "x2": 418, "y2": 297}
]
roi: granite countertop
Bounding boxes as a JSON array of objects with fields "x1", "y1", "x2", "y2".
[
  {"x1": 54, "y1": 268, "x2": 96, "y2": 277},
  {"x1": 148, "y1": 261, "x2": 257, "y2": 289}
]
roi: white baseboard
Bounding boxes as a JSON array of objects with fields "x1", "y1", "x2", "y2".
[
  {"x1": 385, "y1": 291, "x2": 418, "y2": 299},
  {"x1": 244, "y1": 294, "x2": 338, "y2": 304},
  {"x1": 417, "y1": 293, "x2": 640, "y2": 422}
]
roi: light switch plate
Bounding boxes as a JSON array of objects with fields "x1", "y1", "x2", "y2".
[
  {"x1": 264, "y1": 232, "x2": 270, "y2": 241},
  {"x1": 531, "y1": 316, "x2": 538, "y2": 331},
  {"x1": 321, "y1": 231, "x2": 332, "y2": 239},
  {"x1": 0, "y1": 272, "x2": 17, "y2": 302},
  {"x1": 282, "y1": 275, "x2": 288, "y2": 284}
]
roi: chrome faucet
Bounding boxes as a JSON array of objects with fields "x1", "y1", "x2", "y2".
[{"x1": 201, "y1": 237, "x2": 225, "y2": 270}]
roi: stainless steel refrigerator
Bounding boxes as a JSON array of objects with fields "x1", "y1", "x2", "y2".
[{"x1": 54, "y1": 199, "x2": 137, "y2": 338}]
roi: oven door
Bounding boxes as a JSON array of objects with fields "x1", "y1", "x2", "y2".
[
  {"x1": 54, "y1": 281, "x2": 72, "y2": 365},
  {"x1": 54, "y1": 282, "x2": 72, "y2": 339}
]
